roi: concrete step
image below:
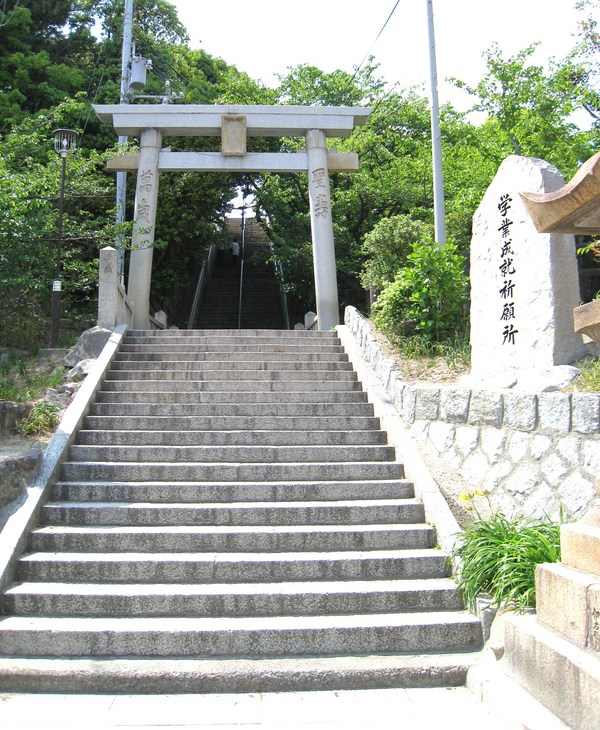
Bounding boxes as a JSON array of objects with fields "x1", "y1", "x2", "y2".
[
  {"x1": 83, "y1": 415, "x2": 381, "y2": 431},
  {"x1": 51, "y1": 479, "x2": 414, "y2": 503},
  {"x1": 16, "y1": 548, "x2": 449, "y2": 583},
  {"x1": 29, "y1": 523, "x2": 435, "y2": 553},
  {"x1": 66, "y1": 444, "x2": 397, "y2": 464},
  {"x1": 115, "y1": 351, "x2": 348, "y2": 363},
  {"x1": 60, "y1": 461, "x2": 404, "y2": 482},
  {"x1": 41, "y1": 498, "x2": 423, "y2": 526},
  {"x1": 0, "y1": 612, "x2": 483, "y2": 658},
  {"x1": 119, "y1": 343, "x2": 345, "y2": 355},
  {"x1": 99, "y1": 379, "x2": 363, "y2": 393},
  {"x1": 126, "y1": 329, "x2": 338, "y2": 338},
  {"x1": 109, "y1": 360, "x2": 355, "y2": 372},
  {"x1": 0, "y1": 652, "x2": 484, "y2": 693},
  {"x1": 504, "y1": 613, "x2": 600, "y2": 730},
  {"x1": 104, "y1": 369, "x2": 358, "y2": 382},
  {"x1": 89, "y1": 402, "x2": 374, "y2": 417},
  {"x1": 95, "y1": 389, "x2": 368, "y2": 403},
  {"x1": 76, "y1": 429, "x2": 387, "y2": 446},
  {"x1": 4, "y1": 578, "x2": 462, "y2": 617}
]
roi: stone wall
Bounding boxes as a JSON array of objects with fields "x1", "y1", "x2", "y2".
[{"x1": 345, "y1": 306, "x2": 600, "y2": 522}]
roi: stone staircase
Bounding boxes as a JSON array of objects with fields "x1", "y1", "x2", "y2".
[{"x1": 0, "y1": 329, "x2": 483, "y2": 693}]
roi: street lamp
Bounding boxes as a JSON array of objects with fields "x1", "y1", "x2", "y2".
[{"x1": 50, "y1": 128, "x2": 78, "y2": 348}]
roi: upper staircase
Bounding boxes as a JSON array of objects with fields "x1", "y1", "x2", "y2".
[
  {"x1": 0, "y1": 328, "x2": 482, "y2": 693},
  {"x1": 194, "y1": 219, "x2": 285, "y2": 329}
]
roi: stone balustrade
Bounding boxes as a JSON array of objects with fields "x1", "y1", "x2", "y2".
[{"x1": 345, "y1": 306, "x2": 600, "y2": 522}]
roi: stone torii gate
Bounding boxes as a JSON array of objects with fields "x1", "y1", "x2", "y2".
[{"x1": 93, "y1": 104, "x2": 371, "y2": 330}]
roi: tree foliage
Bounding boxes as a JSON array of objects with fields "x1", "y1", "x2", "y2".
[{"x1": 1, "y1": 0, "x2": 599, "y2": 347}]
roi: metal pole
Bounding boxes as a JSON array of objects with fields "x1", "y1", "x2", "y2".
[
  {"x1": 116, "y1": 0, "x2": 134, "y2": 279},
  {"x1": 426, "y1": 0, "x2": 446, "y2": 247},
  {"x1": 50, "y1": 152, "x2": 67, "y2": 348}
]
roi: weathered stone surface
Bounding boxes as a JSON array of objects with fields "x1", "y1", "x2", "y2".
[
  {"x1": 557, "y1": 436, "x2": 581, "y2": 466},
  {"x1": 440, "y1": 388, "x2": 471, "y2": 423},
  {"x1": 414, "y1": 387, "x2": 439, "y2": 421},
  {"x1": 559, "y1": 473, "x2": 597, "y2": 518},
  {"x1": 470, "y1": 155, "x2": 584, "y2": 385},
  {"x1": 523, "y1": 482, "x2": 557, "y2": 520},
  {"x1": 538, "y1": 392, "x2": 572, "y2": 432},
  {"x1": 428, "y1": 422, "x2": 455, "y2": 454},
  {"x1": 480, "y1": 427, "x2": 507, "y2": 464},
  {"x1": 0, "y1": 451, "x2": 41, "y2": 508},
  {"x1": 561, "y1": 522, "x2": 600, "y2": 578},
  {"x1": 536, "y1": 563, "x2": 596, "y2": 648},
  {"x1": 582, "y1": 440, "x2": 600, "y2": 479},
  {"x1": 63, "y1": 326, "x2": 112, "y2": 367},
  {"x1": 530, "y1": 434, "x2": 552, "y2": 460},
  {"x1": 459, "y1": 452, "x2": 489, "y2": 486},
  {"x1": 455, "y1": 426, "x2": 479, "y2": 456},
  {"x1": 468, "y1": 390, "x2": 503, "y2": 427},
  {"x1": 572, "y1": 393, "x2": 600, "y2": 434},
  {"x1": 503, "y1": 392, "x2": 537, "y2": 431},
  {"x1": 541, "y1": 453, "x2": 570, "y2": 487},
  {"x1": 506, "y1": 431, "x2": 530, "y2": 463},
  {"x1": 0, "y1": 402, "x2": 32, "y2": 432},
  {"x1": 67, "y1": 358, "x2": 96, "y2": 382},
  {"x1": 401, "y1": 386, "x2": 416, "y2": 424},
  {"x1": 505, "y1": 464, "x2": 542, "y2": 497}
]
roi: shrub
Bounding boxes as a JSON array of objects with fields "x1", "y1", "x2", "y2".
[
  {"x1": 371, "y1": 236, "x2": 468, "y2": 344},
  {"x1": 451, "y1": 491, "x2": 561, "y2": 611},
  {"x1": 360, "y1": 214, "x2": 434, "y2": 292}
]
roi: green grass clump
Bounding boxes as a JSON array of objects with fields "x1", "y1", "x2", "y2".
[
  {"x1": 451, "y1": 491, "x2": 561, "y2": 612},
  {"x1": 16, "y1": 403, "x2": 60, "y2": 435},
  {"x1": 571, "y1": 357, "x2": 600, "y2": 393},
  {"x1": 0, "y1": 354, "x2": 64, "y2": 403}
]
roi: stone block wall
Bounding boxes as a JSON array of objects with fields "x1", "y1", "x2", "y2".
[{"x1": 345, "y1": 306, "x2": 600, "y2": 522}]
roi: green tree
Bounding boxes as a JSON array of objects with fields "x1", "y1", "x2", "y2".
[
  {"x1": 451, "y1": 43, "x2": 596, "y2": 176},
  {"x1": 0, "y1": 100, "x2": 129, "y2": 348}
]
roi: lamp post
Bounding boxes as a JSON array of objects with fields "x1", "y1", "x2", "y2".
[{"x1": 50, "y1": 128, "x2": 77, "y2": 348}]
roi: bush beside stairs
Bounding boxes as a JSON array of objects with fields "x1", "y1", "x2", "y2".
[{"x1": 0, "y1": 328, "x2": 483, "y2": 693}]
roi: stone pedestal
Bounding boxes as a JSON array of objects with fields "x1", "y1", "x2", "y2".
[
  {"x1": 469, "y1": 155, "x2": 584, "y2": 389},
  {"x1": 503, "y1": 480, "x2": 600, "y2": 728}
]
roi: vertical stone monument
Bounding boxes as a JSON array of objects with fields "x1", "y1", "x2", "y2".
[{"x1": 469, "y1": 155, "x2": 585, "y2": 390}]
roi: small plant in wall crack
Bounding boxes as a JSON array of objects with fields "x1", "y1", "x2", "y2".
[{"x1": 451, "y1": 490, "x2": 562, "y2": 612}]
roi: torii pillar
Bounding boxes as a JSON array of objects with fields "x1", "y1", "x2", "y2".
[
  {"x1": 307, "y1": 129, "x2": 339, "y2": 331},
  {"x1": 128, "y1": 128, "x2": 162, "y2": 330}
]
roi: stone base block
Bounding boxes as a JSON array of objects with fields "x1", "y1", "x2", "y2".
[
  {"x1": 536, "y1": 562, "x2": 600, "y2": 649},
  {"x1": 504, "y1": 613, "x2": 600, "y2": 730},
  {"x1": 561, "y1": 523, "x2": 600, "y2": 578}
]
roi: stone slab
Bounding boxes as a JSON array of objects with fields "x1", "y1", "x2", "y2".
[
  {"x1": 561, "y1": 522, "x2": 600, "y2": 577},
  {"x1": 535, "y1": 562, "x2": 600, "y2": 648},
  {"x1": 504, "y1": 613, "x2": 600, "y2": 730}
]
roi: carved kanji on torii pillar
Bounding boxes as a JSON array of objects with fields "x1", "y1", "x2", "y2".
[{"x1": 93, "y1": 104, "x2": 371, "y2": 330}]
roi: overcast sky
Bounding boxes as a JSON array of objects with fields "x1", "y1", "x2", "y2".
[{"x1": 168, "y1": 0, "x2": 585, "y2": 111}]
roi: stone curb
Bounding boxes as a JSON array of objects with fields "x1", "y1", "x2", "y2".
[
  {"x1": 336, "y1": 323, "x2": 461, "y2": 558},
  {"x1": 0, "y1": 325, "x2": 128, "y2": 596}
]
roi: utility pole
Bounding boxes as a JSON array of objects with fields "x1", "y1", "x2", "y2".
[
  {"x1": 425, "y1": 0, "x2": 446, "y2": 246},
  {"x1": 116, "y1": 0, "x2": 134, "y2": 278}
]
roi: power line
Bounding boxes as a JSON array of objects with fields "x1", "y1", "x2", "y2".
[{"x1": 349, "y1": 0, "x2": 401, "y2": 85}]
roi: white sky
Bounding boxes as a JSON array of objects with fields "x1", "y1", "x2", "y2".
[{"x1": 170, "y1": 0, "x2": 586, "y2": 112}]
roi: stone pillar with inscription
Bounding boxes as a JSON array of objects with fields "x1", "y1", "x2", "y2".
[
  {"x1": 469, "y1": 155, "x2": 584, "y2": 390},
  {"x1": 306, "y1": 129, "x2": 339, "y2": 331},
  {"x1": 128, "y1": 128, "x2": 162, "y2": 330}
]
